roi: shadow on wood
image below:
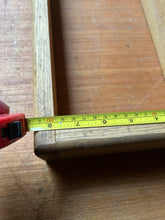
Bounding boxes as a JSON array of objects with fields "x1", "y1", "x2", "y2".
[
  {"x1": 46, "y1": 148, "x2": 165, "y2": 217},
  {"x1": 48, "y1": 148, "x2": 165, "y2": 174},
  {"x1": 50, "y1": 0, "x2": 70, "y2": 115}
]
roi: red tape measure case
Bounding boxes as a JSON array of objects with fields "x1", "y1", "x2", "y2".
[{"x1": 0, "y1": 113, "x2": 26, "y2": 148}]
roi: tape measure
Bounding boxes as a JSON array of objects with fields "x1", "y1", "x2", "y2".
[{"x1": 26, "y1": 110, "x2": 165, "y2": 132}]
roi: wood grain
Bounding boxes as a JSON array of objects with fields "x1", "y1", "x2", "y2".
[
  {"x1": 33, "y1": 0, "x2": 56, "y2": 117},
  {"x1": 33, "y1": 0, "x2": 57, "y2": 153},
  {"x1": 2, "y1": 0, "x2": 165, "y2": 219},
  {"x1": 141, "y1": 0, "x2": 165, "y2": 77},
  {"x1": 34, "y1": 0, "x2": 165, "y2": 160},
  {"x1": 35, "y1": 123, "x2": 165, "y2": 161},
  {"x1": 50, "y1": 0, "x2": 165, "y2": 115}
]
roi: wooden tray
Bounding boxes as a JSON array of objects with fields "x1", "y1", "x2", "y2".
[{"x1": 33, "y1": 0, "x2": 165, "y2": 161}]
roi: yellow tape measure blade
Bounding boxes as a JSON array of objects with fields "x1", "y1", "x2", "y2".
[{"x1": 26, "y1": 110, "x2": 165, "y2": 132}]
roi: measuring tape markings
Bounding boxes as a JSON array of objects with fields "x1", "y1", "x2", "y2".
[{"x1": 26, "y1": 110, "x2": 165, "y2": 131}]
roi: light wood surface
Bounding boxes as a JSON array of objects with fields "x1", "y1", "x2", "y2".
[
  {"x1": 34, "y1": 0, "x2": 165, "y2": 160},
  {"x1": 33, "y1": 0, "x2": 57, "y2": 158},
  {"x1": 2, "y1": 0, "x2": 165, "y2": 219},
  {"x1": 141, "y1": 0, "x2": 165, "y2": 77},
  {"x1": 33, "y1": 0, "x2": 55, "y2": 117}
]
